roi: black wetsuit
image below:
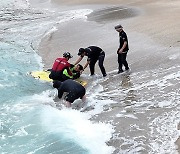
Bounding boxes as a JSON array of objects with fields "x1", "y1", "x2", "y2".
[
  {"x1": 56, "y1": 79, "x2": 86, "y2": 103},
  {"x1": 85, "y1": 46, "x2": 106, "y2": 76},
  {"x1": 118, "y1": 30, "x2": 129, "y2": 72}
]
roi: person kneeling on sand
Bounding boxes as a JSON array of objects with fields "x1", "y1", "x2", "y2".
[
  {"x1": 53, "y1": 79, "x2": 87, "y2": 109},
  {"x1": 61, "y1": 64, "x2": 84, "y2": 81}
]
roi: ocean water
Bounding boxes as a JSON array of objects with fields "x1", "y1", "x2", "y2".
[
  {"x1": 0, "y1": 1, "x2": 114, "y2": 154},
  {"x1": 1, "y1": 0, "x2": 180, "y2": 154}
]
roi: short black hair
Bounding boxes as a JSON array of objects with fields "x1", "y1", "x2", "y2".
[{"x1": 77, "y1": 64, "x2": 83, "y2": 70}]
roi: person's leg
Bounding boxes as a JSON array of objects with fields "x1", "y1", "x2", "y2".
[
  {"x1": 122, "y1": 53, "x2": 129, "y2": 70},
  {"x1": 79, "y1": 88, "x2": 87, "y2": 107},
  {"x1": 118, "y1": 54, "x2": 123, "y2": 73},
  {"x1": 49, "y1": 70, "x2": 55, "y2": 80},
  {"x1": 64, "y1": 93, "x2": 75, "y2": 108},
  {"x1": 98, "y1": 52, "x2": 107, "y2": 76},
  {"x1": 50, "y1": 71, "x2": 64, "y2": 81},
  {"x1": 89, "y1": 60, "x2": 97, "y2": 75},
  {"x1": 81, "y1": 95, "x2": 86, "y2": 103},
  {"x1": 64, "y1": 101, "x2": 71, "y2": 108},
  {"x1": 80, "y1": 95, "x2": 88, "y2": 111}
]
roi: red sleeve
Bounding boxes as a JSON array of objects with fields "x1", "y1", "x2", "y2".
[{"x1": 66, "y1": 63, "x2": 73, "y2": 76}]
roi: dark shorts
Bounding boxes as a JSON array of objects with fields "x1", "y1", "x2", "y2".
[{"x1": 65, "y1": 88, "x2": 86, "y2": 103}]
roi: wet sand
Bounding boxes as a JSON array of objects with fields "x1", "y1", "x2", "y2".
[{"x1": 30, "y1": 0, "x2": 180, "y2": 153}]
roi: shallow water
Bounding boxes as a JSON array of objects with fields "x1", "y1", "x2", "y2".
[
  {"x1": 0, "y1": 1, "x2": 114, "y2": 154},
  {"x1": 1, "y1": 0, "x2": 180, "y2": 154},
  {"x1": 86, "y1": 64, "x2": 180, "y2": 153}
]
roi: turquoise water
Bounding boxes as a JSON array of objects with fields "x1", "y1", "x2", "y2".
[
  {"x1": 1, "y1": 1, "x2": 180, "y2": 154},
  {"x1": 0, "y1": 1, "x2": 114, "y2": 154}
]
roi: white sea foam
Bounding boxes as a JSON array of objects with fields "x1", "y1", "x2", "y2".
[
  {"x1": 28, "y1": 89, "x2": 57, "y2": 106},
  {"x1": 9, "y1": 86, "x2": 114, "y2": 153},
  {"x1": 14, "y1": 126, "x2": 29, "y2": 136},
  {"x1": 131, "y1": 66, "x2": 180, "y2": 91},
  {"x1": 41, "y1": 106, "x2": 115, "y2": 154},
  {"x1": 43, "y1": 9, "x2": 93, "y2": 33},
  {"x1": 169, "y1": 53, "x2": 180, "y2": 60},
  {"x1": 87, "y1": 65, "x2": 179, "y2": 153},
  {"x1": 1, "y1": 0, "x2": 179, "y2": 153},
  {"x1": 0, "y1": 0, "x2": 29, "y2": 9},
  {"x1": 26, "y1": 64, "x2": 179, "y2": 154},
  {"x1": 59, "y1": 9, "x2": 93, "y2": 23},
  {"x1": 149, "y1": 111, "x2": 180, "y2": 154},
  {"x1": 20, "y1": 84, "x2": 116, "y2": 154},
  {"x1": 0, "y1": 83, "x2": 4, "y2": 88},
  {"x1": 116, "y1": 113, "x2": 138, "y2": 119},
  {"x1": 42, "y1": 26, "x2": 58, "y2": 39}
]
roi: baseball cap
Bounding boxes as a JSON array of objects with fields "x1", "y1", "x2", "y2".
[
  {"x1": 78, "y1": 48, "x2": 85, "y2": 55},
  {"x1": 115, "y1": 24, "x2": 123, "y2": 29}
]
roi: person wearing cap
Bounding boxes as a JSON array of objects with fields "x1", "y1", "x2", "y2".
[
  {"x1": 49, "y1": 52, "x2": 73, "y2": 81},
  {"x1": 115, "y1": 24, "x2": 130, "y2": 74},
  {"x1": 53, "y1": 79, "x2": 87, "y2": 108},
  {"x1": 74, "y1": 46, "x2": 107, "y2": 77}
]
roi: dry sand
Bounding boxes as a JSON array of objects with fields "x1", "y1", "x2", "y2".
[{"x1": 30, "y1": 0, "x2": 180, "y2": 153}]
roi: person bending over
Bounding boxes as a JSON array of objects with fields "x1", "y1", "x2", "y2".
[
  {"x1": 53, "y1": 79, "x2": 86, "y2": 108},
  {"x1": 74, "y1": 46, "x2": 107, "y2": 77}
]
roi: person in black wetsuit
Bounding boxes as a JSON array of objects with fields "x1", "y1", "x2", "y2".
[
  {"x1": 74, "y1": 46, "x2": 107, "y2": 77},
  {"x1": 115, "y1": 24, "x2": 130, "y2": 74},
  {"x1": 53, "y1": 79, "x2": 86, "y2": 108}
]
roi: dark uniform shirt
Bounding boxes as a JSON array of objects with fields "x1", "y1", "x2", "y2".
[
  {"x1": 84, "y1": 46, "x2": 103, "y2": 61},
  {"x1": 119, "y1": 31, "x2": 129, "y2": 52},
  {"x1": 58, "y1": 79, "x2": 85, "y2": 103}
]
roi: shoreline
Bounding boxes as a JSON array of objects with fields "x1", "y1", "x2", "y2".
[{"x1": 29, "y1": 0, "x2": 180, "y2": 153}]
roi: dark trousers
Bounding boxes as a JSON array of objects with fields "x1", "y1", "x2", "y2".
[
  {"x1": 49, "y1": 70, "x2": 63, "y2": 81},
  {"x1": 89, "y1": 51, "x2": 106, "y2": 76},
  {"x1": 118, "y1": 52, "x2": 129, "y2": 71}
]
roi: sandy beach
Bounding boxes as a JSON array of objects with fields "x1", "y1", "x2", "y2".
[{"x1": 30, "y1": 0, "x2": 180, "y2": 153}]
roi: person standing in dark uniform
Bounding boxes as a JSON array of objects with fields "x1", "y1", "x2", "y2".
[
  {"x1": 74, "y1": 46, "x2": 107, "y2": 77},
  {"x1": 53, "y1": 79, "x2": 86, "y2": 108},
  {"x1": 115, "y1": 24, "x2": 130, "y2": 74}
]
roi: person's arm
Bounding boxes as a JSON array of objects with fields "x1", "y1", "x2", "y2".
[
  {"x1": 73, "y1": 72, "x2": 80, "y2": 79},
  {"x1": 58, "y1": 87, "x2": 64, "y2": 99},
  {"x1": 83, "y1": 61, "x2": 90, "y2": 70},
  {"x1": 66, "y1": 67, "x2": 73, "y2": 76},
  {"x1": 118, "y1": 32, "x2": 128, "y2": 54},
  {"x1": 118, "y1": 41, "x2": 127, "y2": 53},
  {"x1": 74, "y1": 56, "x2": 83, "y2": 65}
]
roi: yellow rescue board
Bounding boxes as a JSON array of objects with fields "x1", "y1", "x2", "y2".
[{"x1": 30, "y1": 70, "x2": 87, "y2": 86}]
